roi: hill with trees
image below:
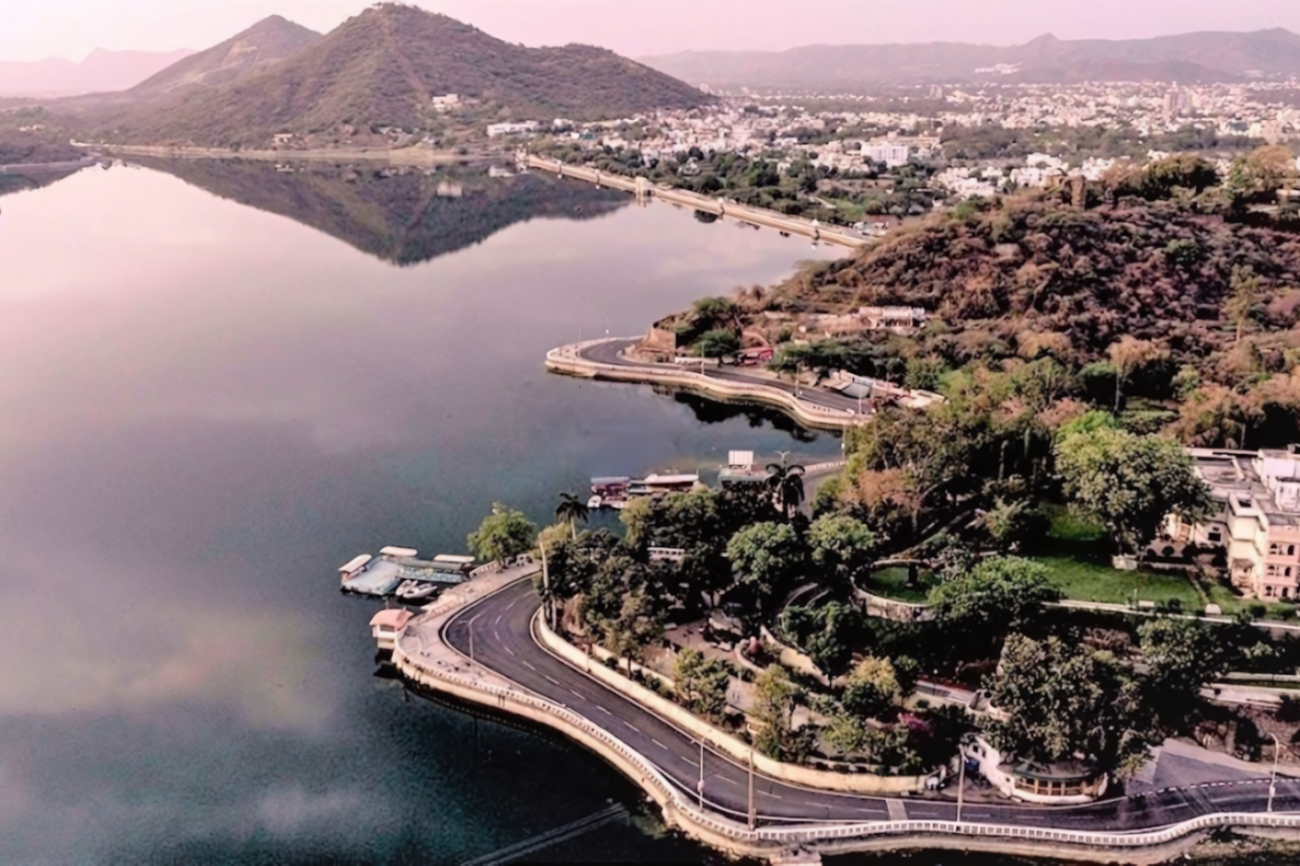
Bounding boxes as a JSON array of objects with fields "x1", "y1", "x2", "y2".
[
  {"x1": 128, "y1": 15, "x2": 320, "y2": 96},
  {"x1": 98, "y1": 4, "x2": 710, "y2": 147},
  {"x1": 135, "y1": 158, "x2": 629, "y2": 265},
  {"x1": 643, "y1": 28, "x2": 1300, "y2": 89}
]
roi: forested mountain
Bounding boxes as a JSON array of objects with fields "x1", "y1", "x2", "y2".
[
  {"x1": 102, "y1": 4, "x2": 710, "y2": 147},
  {"x1": 129, "y1": 16, "x2": 320, "y2": 96},
  {"x1": 643, "y1": 28, "x2": 1300, "y2": 88},
  {"x1": 135, "y1": 159, "x2": 628, "y2": 265},
  {"x1": 0, "y1": 48, "x2": 194, "y2": 97}
]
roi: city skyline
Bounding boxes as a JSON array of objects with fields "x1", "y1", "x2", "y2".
[{"x1": 5, "y1": 0, "x2": 1300, "y2": 64}]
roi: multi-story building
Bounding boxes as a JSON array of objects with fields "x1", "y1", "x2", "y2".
[{"x1": 1167, "y1": 447, "x2": 1300, "y2": 600}]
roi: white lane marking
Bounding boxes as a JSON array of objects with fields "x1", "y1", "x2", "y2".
[
  {"x1": 721, "y1": 777, "x2": 739, "y2": 787},
  {"x1": 596, "y1": 706, "x2": 612, "y2": 715},
  {"x1": 910, "y1": 810, "x2": 941, "y2": 817},
  {"x1": 522, "y1": 661, "x2": 536, "y2": 671},
  {"x1": 683, "y1": 758, "x2": 697, "y2": 768},
  {"x1": 624, "y1": 721, "x2": 641, "y2": 733},
  {"x1": 965, "y1": 812, "x2": 991, "y2": 818},
  {"x1": 760, "y1": 791, "x2": 783, "y2": 800},
  {"x1": 569, "y1": 689, "x2": 585, "y2": 699},
  {"x1": 505, "y1": 595, "x2": 520, "y2": 611},
  {"x1": 494, "y1": 631, "x2": 500, "y2": 642},
  {"x1": 544, "y1": 675, "x2": 560, "y2": 685},
  {"x1": 505, "y1": 647, "x2": 515, "y2": 656},
  {"x1": 494, "y1": 615, "x2": 502, "y2": 626},
  {"x1": 652, "y1": 739, "x2": 668, "y2": 750}
]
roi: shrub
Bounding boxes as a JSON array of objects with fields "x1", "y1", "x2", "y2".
[{"x1": 603, "y1": 656, "x2": 618, "y2": 669}]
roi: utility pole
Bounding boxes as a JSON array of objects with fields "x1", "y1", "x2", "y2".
[
  {"x1": 541, "y1": 539, "x2": 555, "y2": 631},
  {"x1": 1269, "y1": 732, "x2": 1281, "y2": 812},
  {"x1": 748, "y1": 748, "x2": 756, "y2": 830},
  {"x1": 698, "y1": 739, "x2": 705, "y2": 809},
  {"x1": 956, "y1": 746, "x2": 966, "y2": 823}
]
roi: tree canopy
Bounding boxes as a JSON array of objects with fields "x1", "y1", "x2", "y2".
[
  {"x1": 467, "y1": 502, "x2": 538, "y2": 563},
  {"x1": 1056, "y1": 428, "x2": 1216, "y2": 557}
]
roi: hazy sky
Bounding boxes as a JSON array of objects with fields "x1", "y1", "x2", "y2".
[{"x1": 6, "y1": 0, "x2": 1300, "y2": 62}]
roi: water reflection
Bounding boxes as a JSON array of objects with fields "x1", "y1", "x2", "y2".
[
  {"x1": 0, "y1": 163, "x2": 842, "y2": 862},
  {"x1": 133, "y1": 157, "x2": 631, "y2": 266}
]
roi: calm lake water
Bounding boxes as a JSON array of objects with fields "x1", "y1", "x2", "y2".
[{"x1": 0, "y1": 160, "x2": 862, "y2": 864}]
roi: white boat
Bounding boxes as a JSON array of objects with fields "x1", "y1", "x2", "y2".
[
  {"x1": 403, "y1": 583, "x2": 437, "y2": 600},
  {"x1": 588, "y1": 495, "x2": 602, "y2": 510},
  {"x1": 395, "y1": 580, "x2": 436, "y2": 600}
]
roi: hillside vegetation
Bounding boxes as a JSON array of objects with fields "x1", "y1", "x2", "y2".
[
  {"x1": 100, "y1": 4, "x2": 709, "y2": 147},
  {"x1": 129, "y1": 15, "x2": 320, "y2": 96}
]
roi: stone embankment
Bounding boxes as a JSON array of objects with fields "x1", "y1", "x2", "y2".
[
  {"x1": 383, "y1": 572, "x2": 1300, "y2": 864},
  {"x1": 546, "y1": 339, "x2": 863, "y2": 431},
  {"x1": 78, "y1": 142, "x2": 470, "y2": 165}
]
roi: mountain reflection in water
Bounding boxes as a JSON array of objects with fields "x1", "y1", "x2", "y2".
[{"x1": 131, "y1": 157, "x2": 631, "y2": 265}]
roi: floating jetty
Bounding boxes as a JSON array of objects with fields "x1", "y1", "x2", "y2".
[{"x1": 339, "y1": 546, "x2": 477, "y2": 597}]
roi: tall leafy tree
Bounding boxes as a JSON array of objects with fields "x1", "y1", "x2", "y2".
[
  {"x1": 467, "y1": 502, "x2": 538, "y2": 564},
  {"x1": 842, "y1": 656, "x2": 899, "y2": 721},
  {"x1": 1056, "y1": 428, "x2": 1216, "y2": 560},
  {"x1": 984, "y1": 634, "x2": 1152, "y2": 778},
  {"x1": 780, "y1": 602, "x2": 865, "y2": 678},
  {"x1": 808, "y1": 513, "x2": 876, "y2": 590},
  {"x1": 726, "y1": 521, "x2": 807, "y2": 614},
  {"x1": 554, "y1": 492, "x2": 590, "y2": 541},
  {"x1": 672, "y1": 648, "x2": 731, "y2": 720}
]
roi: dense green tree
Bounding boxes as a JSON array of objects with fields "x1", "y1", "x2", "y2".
[
  {"x1": 726, "y1": 522, "x2": 807, "y2": 613},
  {"x1": 1137, "y1": 618, "x2": 1233, "y2": 728},
  {"x1": 699, "y1": 328, "x2": 741, "y2": 359},
  {"x1": 753, "y1": 666, "x2": 801, "y2": 759},
  {"x1": 1056, "y1": 428, "x2": 1216, "y2": 559},
  {"x1": 780, "y1": 602, "x2": 865, "y2": 677},
  {"x1": 672, "y1": 648, "x2": 731, "y2": 719},
  {"x1": 928, "y1": 556, "x2": 1061, "y2": 635},
  {"x1": 842, "y1": 656, "x2": 899, "y2": 721},
  {"x1": 808, "y1": 514, "x2": 876, "y2": 589},
  {"x1": 467, "y1": 502, "x2": 538, "y2": 563},
  {"x1": 984, "y1": 634, "x2": 1152, "y2": 777}
]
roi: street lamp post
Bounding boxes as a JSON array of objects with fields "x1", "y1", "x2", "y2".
[{"x1": 1269, "y1": 732, "x2": 1282, "y2": 812}]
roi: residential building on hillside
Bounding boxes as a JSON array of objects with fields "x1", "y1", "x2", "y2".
[{"x1": 1166, "y1": 446, "x2": 1300, "y2": 599}]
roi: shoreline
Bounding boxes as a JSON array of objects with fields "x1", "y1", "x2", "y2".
[
  {"x1": 545, "y1": 338, "x2": 865, "y2": 432},
  {"x1": 79, "y1": 143, "x2": 485, "y2": 166},
  {"x1": 384, "y1": 572, "x2": 1300, "y2": 865}
]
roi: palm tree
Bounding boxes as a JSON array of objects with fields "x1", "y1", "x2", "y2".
[
  {"x1": 766, "y1": 458, "x2": 806, "y2": 521},
  {"x1": 555, "y1": 492, "x2": 590, "y2": 541}
]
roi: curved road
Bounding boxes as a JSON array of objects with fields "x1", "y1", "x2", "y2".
[
  {"x1": 443, "y1": 579, "x2": 1300, "y2": 831},
  {"x1": 580, "y1": 339, "x2": 866, "y2": 417}
]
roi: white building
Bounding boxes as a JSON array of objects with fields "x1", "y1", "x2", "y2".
[
  {"x1": 431, "y1": 94, "x2": 460, "y2": 112},
  {"x1": 486, "y1": 121, "x2": 540, "y2": 138},
  {"x1": 863, "y1": 142, "x2": 911, "y2": 167}
]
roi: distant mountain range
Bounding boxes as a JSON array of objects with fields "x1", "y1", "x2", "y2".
[
  {"x1": 641, "y1": 29, "x2": 1300, "y2": 88},
  {"x1": 134, "y1": 158, "x2": 629, "y2": 265},
  {"x1": 0, "y1": 48, "x2": 195, "y2": 97},
  {"x1": 68, "y1": 3, "x2": 709, "y2": 147}
]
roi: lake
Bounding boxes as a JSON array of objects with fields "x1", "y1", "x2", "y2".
[{"x1": 0, "y1": 159, "x2": 858, "y2": 863}]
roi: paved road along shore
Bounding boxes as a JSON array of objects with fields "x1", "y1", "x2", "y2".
[{"x1": 443, "y1": 579, "x2": 1300, "y2": 832}]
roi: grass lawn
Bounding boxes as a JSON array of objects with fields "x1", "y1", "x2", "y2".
[
  {"x1": 865, "y1": 566, "x2": 939, "y2": 604},
  {"x1": 1035, "y1": 504, "x2": 1224, "y2": 611},
  {"x1": 1036, "y1": 554, "x2": 1206, "y2": 609}
]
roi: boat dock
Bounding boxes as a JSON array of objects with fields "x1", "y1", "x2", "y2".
[{"x1": 339, "y1": 547, "x2": 477, "y2": 597}]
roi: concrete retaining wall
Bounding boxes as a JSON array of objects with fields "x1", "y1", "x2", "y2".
[
  {"x1": 537, "y1": 615, "x2": 924, "y2": 795},
  {"x1": 546, "y1": 342, "x2": 860, "y2": 432}
]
